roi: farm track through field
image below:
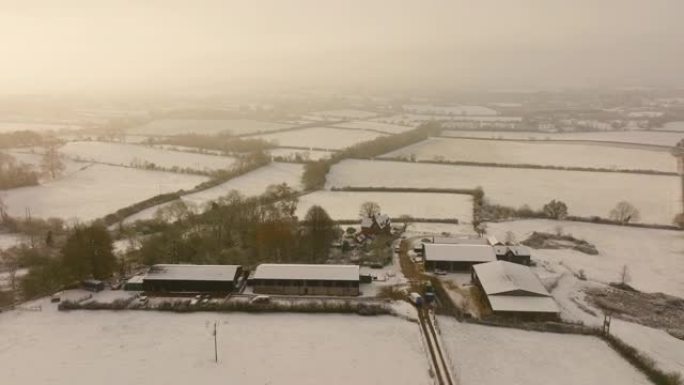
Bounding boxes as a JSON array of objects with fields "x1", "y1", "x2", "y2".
[{"x1": 419, "y1": 308, "x2": 455, "y2": 385}]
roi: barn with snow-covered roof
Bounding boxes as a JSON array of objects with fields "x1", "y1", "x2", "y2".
[{"x1": 472, "y1": 261, "x2": 559, "y2": 320}]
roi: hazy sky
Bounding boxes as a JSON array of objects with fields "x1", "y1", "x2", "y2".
[{"x1": 1, "y1": 0, "x2": 683, "y2": 94}]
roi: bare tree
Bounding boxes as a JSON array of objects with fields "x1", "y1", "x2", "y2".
[
  {"x1": 40, "y1": 142, "x2": 65, "y2": 179},
  {"x1": 359, "y1": 201, "x2": 381, "y2": 219},
  {"x1": 620, "y1": 265, "x2": 631, "y2": 286},
  {"x1": 610, "y1": 201, "x2": 640, "y2": 224},
  {"x1": 505, "y1": 231, "x2": 517, "y2": 245}
]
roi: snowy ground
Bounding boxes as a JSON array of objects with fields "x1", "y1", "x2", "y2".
[
  {"x1": 128, "y1": 119, "x2": 291, "y2": 136},
  {"x1": 658, "y1": 121, "x2": 684, "y2": 132},
  {"x1": 331, "y1": 120, "x2": 415, "y2": 134},
  {"x1": 383, "y1": 137, "x2": 676, "y2": 173},
  {"x1": 0, "y1": 307, "x2": 430, "y2": 385},
  {"x1": 437, "y1": 317, "x2": 650, "y2": 385},
  {"x1": 122, "y1": 163, "x2": 304, "y2": 223},
  {"x1": 404, "y1": 222, "x2": 477, "y2": 237},
  {"x1": 402, "y1": 104, "x2": 498, "y2": 116},
  {"x1": 0, "y1": 121, "x2": 81, "y2": 133},
  {"x1": 441, "y1": 129, "x2": 683, "y2": 147},
  {"x1": 1, "y1": 164, "x2": 207, "y2": 222},
  {"x1": 59, "y1": 141, "x2": 237, "y2": 172},
  {"x1": 304, "y1": 109, "x2": 378, "y2": 120},
  {"x1": 254, "y1": 127, "x2": 385, "y2": 150},
  {"x1": 326, "y1": 159, "x2": 680, "y2": 225},
  {"x1": 295, "y1": 191, "x2": 473, "y2": 222},
  {"x1": 0, "y1": 233, "x2": 28, "y2": 250},
  {"x1": 375, "y1": 114, "x2": 521, "y2": 125},
  {"x1": 486, "y1": 219, "x2": 684, "y2": 299},
  {"x1": 268, "y1": 148, "x2": 335, "y2": 161}
]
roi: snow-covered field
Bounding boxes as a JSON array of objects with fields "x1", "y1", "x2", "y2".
[
  {"x1": 331, "y1": 120, "x2": 415, "y2": 134},
  {"x1": 2, "y1": 164, "x2": 207, "y2": 222},
  {"x1": 438, "y1": 317, "x2": 650, "y2": 385},
  {"x1": 0, "y1": 233, "x2": 27, "y2": 250},
  {"x1": 0, "y1": 121, "x2": 81, "y2": 133},
  {"x1": 59, "y1": 141, "x2": 237, "y2": 172},
  {"x1": 403, "y1": 104, "x2": 498, "y2": 116},
  {"x1": 486, "y1": 219, "x2": 684, "y2": 298},
  {"x1": 305, "y1": 109, "x2": 377, "y2": 120},
  {"x1": 129, "y1": 119, "x2": 291, "y2": 136},
  {"x1": 269, "y1": 148, "x2": 334, "y2": 161},
  {"x1": 254, "y1": 127, "x2": 385, "y2": 150},
  {"x1": 123, "y1": 163, "x2": 304, "y2": 223},
  {"x1": 0, "y1": 308, "x2": 430, "y2": 385},
  {"x1": 658, "y1": 121, "x2": 684, "y2": 132},
  {"x1": 383, "y1": 137, "x2": 676, "y2": 172},
  {"x1": 295, "y1": 191, "x2": 473, "y2": 222},
  {"x1": 326, "y1": 159, "x2": 680, "y2": 225},
  {"x1": 442, "y1": 129, "x2": 683, "y2": 147},
  {"x1": 376, "y1": 114, "x2": 522, "y2": 125}
]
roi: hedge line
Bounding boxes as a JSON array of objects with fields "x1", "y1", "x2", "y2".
[
  {"x1": 60, "y1": 298, "x2": 391, "y2": 316},
  {"x1": 379, "y1": 156, "x2": 678, "y2": 177}
]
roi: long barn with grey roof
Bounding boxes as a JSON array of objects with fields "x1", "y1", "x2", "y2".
[
  {"x1": 142, "y1": 264, "x2": 243, "y2": 293},
  {"x1": 252, "y1": 264, "x2": 360, "y2": 296},
  {"x1": 423, "y1": 243, "x2": 497, "y2": 271}
]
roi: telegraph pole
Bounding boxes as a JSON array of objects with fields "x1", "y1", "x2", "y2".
[{"x1": 213, "y1": 321, "x2": 218, "y2": 363}]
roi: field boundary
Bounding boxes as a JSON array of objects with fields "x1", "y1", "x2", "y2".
[
  {"x1": 374, "y1": 155, "x2": 678, "y2": 176},
  {"x1": 437, "y1": 132, "x2": 675, "y2": 151}
]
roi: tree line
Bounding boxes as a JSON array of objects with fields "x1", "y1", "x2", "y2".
[{"x1": 302, "y1": 122, "x2": 442, "y2": 190}]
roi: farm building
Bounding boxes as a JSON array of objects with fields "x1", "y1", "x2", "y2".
[
  {"x1": 423, "y1": 243, "x2": 497, "y2": 271},
  {"x1": 493, "y1": 245, "x2": 532, "y2": 265},
  {"x1": 251, "y1": 264, "x2": 360, "y2": 296},
  {"x1": 124, "y1": 275, "x2": 144, "y2": 291},
  {"x1": 142, "y1": 264, "x2": 243, "y2": 293},
  {"x1": 472, "y1": 261, "x2": 559, "y2": 320},
  {"x1": 360, "y1": 214, "x2": 391, "y2": 236}
]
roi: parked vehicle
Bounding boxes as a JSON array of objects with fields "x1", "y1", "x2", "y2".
[{"x1": 409, "y1": 292, "x2": 423, "y2": 306}]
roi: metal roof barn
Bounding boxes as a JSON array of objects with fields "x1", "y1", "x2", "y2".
[
  {"x1": 423, "y1": 244, "x2": 497, "y2": 263},
  {"x1": 472, "y1": 261, "x2": 559, "y2": 316},
  {"x1": 253, "y1": 264, "x2": 360, "y2": 281},
  {"x1": 143, "y1": 264, "x2": 242, "y2": 293}
]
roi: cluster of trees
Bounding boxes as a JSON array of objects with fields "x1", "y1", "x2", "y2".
[
  {"x1": 20, "y1": 223, "x2": 116, "y2": 298},
  {"x1": 481, "y1": 198, "x2": 642, "y2": 225},
  {"x1": 154, "y1": 134, "x2": 273, "y2": 154},
  {"x1": 134, "y1": 184, "x2": 340, "y2": 267},
  {"x1": 0, "y1": 131, "x2": 45, "y2": 149},
  {"x1": 0, "y1": 152, "x2": 39, "y2": 189},
  {"x1": 302, "y1": 122, "x2": 441, "y2": 190}
]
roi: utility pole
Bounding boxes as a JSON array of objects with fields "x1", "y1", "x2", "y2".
[
  {"x1": 672, "y1": 140, "x2": 684, "y2": 214},
  {"x1": 213, "y1": 321, "x2": 218, "y2": 363}
]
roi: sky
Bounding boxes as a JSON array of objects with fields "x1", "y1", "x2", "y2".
[{"x1": 0, "y1": 0, "x2": 683, "y2": 95}]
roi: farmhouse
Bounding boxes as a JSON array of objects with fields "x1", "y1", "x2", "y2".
[
  {"x1": 360, "y1": 214, "x2": 391, "y2": 236},
  {"x1": 493, "y1": 245, "x2": 532, "y2": 265},
  {"x1": 423, "y1": 243, "x2": 497, "y2": 271},
  {"x1": 472, "y1": 261, "x2": 559, "y2": 319},
  {"x1": 142, "y1": 264, "x2": 243, "y2": 293},
  {"x1": 251, "y1": 264, "x2": 360, "y2": 296}
]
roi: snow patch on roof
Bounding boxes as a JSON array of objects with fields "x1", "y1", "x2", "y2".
[
  {"x1": 144, "y1": 264, "x2": 241, "y2": 282},
  {"x1": 253, "y1": 264, "x2": 360, "y2": 281},
  {"x1": 423, "y1": 244, "x2": 496, "y2": 263},
  {"x1": 474, "y1": 261, "x2": 549, "y2": 297}
]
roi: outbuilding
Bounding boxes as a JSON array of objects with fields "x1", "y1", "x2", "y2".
[
  {"x1": 124, "y1": 275, "x2": 145, "y2": 291},
  {"x1": 251, "y1": 264, "x2": 360, "y2": 296},
  {"x1": 494, "y1": 245, "x2": 532, "y2": 265},
  {"x1": 142, "y1": 264, "x2": 243, "y2": 293},
  {"x1": 472, "y1": 261, "x2": 559, "y2": 320},
  {"x1": 423, "y1": 243, "x2": 497, "y2": 271}
]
